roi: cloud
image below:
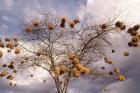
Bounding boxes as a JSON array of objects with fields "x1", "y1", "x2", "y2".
[
  {"x1": 77, "y1": 0, "x2": 140, "y2": 93},
  {"x1": 0, "y1": 0, "x2": 87, "y2": 93},
  {"x1": 1, "y1": 0, "x2": 140, "y2": 93}
]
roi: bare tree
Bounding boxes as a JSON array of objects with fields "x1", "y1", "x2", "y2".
[{"x1": 0, "y1": 12, "x2": 140, "y2": 93}]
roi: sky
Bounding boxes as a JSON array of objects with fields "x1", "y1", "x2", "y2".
[{"x1": 0, "y1": 0, "x2": 140, "y2": 93}]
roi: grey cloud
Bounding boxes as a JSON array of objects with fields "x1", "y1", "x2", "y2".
[{"x1": 1, "y1": 0, "x2": 140, "y2": 93}]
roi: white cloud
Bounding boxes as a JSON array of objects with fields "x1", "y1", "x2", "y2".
[{"x1": 4, "y1": 0, "x2": 13, "y2": 9}]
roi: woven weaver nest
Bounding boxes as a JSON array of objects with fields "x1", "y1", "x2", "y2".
[
  {"x1": 115, "y1": 21, "x2": 123, "y2": 27},
  {"x1": 132, "y1": 37, "x2": 139, "y2": 42},
  {"x1": 25, "y1": 27, "x2": 32, "y2": 33},
  {"x1": 15, "y1": 47, "x2": 20, "y2": 54},
  {"x1": 60, "y1": 22, "x2": 65, "y2": 28},
  {"x1": 104, "y1": 58, "x2": 113, "y2": 64},
  {"x1": 33, "y1": 20, "x2": 40, "y2": 27},
  {"x1": 61, "y1": 17, "x2": 67, "y2": 23},
  {"x1": 0, "y1": 42, "x2": 5, "y2": 48},
  {"x1": 6, "y1": 42, "x2": 14, "y2": 49},
  {"x1": 133, "y1": 24, "x2": 140, "y2": 31},
  {"x1": 100, "y1": 24, "x2": 107, "y2": 30},
  {"x1": 123, "y1": 51, "x2": 129, "y2": 56},
  {"x1": 116, "y1": 74, "x2": 126, "y2": 81},
  {"x1": 0, "y1": 50, "x2": 3, "y2": 58},
  {"x1": 114, "y1": 68, "x2": 120, "y2": 74},
  {"x1": 130, "y1": 31, "x2": 137, "y2": 36},
  {"x1": 0, "y1": 70, "x2": 9, "y2": 77},
  {"x1": 71, "y1": 68, "x2": 80, "y2": 77},
  {"x1": 73, "y1": 19, "x2": 80, "y2": 24},
  {"x1": 47, "y1": 23, "x2": 55, "y2": 30},
  {"x1": 54, "y1": 65, "x2": 68, "y2": 76},
  {"x1": 69, "y1": 22, "x2": 75, "y2": 28}
]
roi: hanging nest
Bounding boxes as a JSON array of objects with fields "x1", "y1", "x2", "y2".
[
  {"x1": 132, "y1": 37, "x2": 139, "y2": 42},
  {"x1": 14, "y1": 43, "x2": 19, "y2": 47},
  {"x1": 59, "y1": 64, "x2": 68, "y2": 75},
  {"x1": 0, "y1": 70, "x2": 9, "y2": 77},
  {"x1": 13, "y1": 37, "x2": 18, "y2": 42},
  {"x1": 9, "y1": 61, "x2": 14, "y2": 65},
  {"x1": 123, "y1": 51, "x2": 129, "y2": 56},
  {"x1": 13, "y1": 84, "x2": 16, "y2": 87},
  {"x1": 0, "y1": 42, "x2": 5, "y2": 48},
  {"x1": 73, "y1": 19, "x2": 80, "y2": 24},
  {"x1": 61, "y1": 17, "x2": 67, "y2": 23},
  {"x1": 132, "y1": 42, "x2": 138, "y2": 47},
  {"x1": 100, "y1": 24, "x2": 107, "y2": 30},
  {"x1": 68, "y1": 53, "x2": 77, "y2": 60},
  {"x1": 36, "y1": 51, "x2": 42, "y2": 56},
  {"x1": 109, "y1": 71, "x2": 114, "y2": 75},
  {"x1": 33, "y1": 20, "x2": 40, "y2": 27},
  {"x1": 21, "y1": 61, "x2": 24, "y2": 64},
  {"x1": 30, "y1": 74, "x2": 33, "y2": 77},
  {"x1": 60, "y1": 23, "x2": 65, "y2": 28},
  {"x1": 72, "y1": 58, "x2": 80, "y2": 64},
  {"x1": 130, "y1": 31, "x2": 137, "y2": 36},
  {"x1": 72, "y1": 68, "x2": 80, "y2": 77},
  {"x1": 69, "y1": 22, "x2": 75, "y2": 28},
  {"x1": 0, "y1": 50, "x2": 3, "y2": 58},
  {"x1": 25, "y1": 27, "x2": 32, "y2": 33},
  {"x1": 112, "y1": 49, "x2": 115, "y2": 53},
  {"x1": 43, "y1": 80, "x2": 46, "y2": 83},
  {"x1": 54, "y1": 67, "x2": 61, "y2": 76},
  {"x1": 9, "y1": 83, "x2": 12, "y2": 86},
  {"x1": 127, "y1": 28, "x2": 133, "y2": 33},
  {"x1": 0, "y1": 38, "x2": 2, "y2": 42},
  {"x1": 15, "y1": 48, "x2": 20, "y2": 54},
  {"x1": 82, "y1": 67, "x2": 90, "y2": 74},
  {"x1": 101, "y1": 66, "x2": 105, "y2": 70},
  {"x1": 7, "y1": 49, "x2": 11, "y2": 53},
  {"x1": 120, "y1": 25, "x2": 126, "y2": 30},
  {"x1": 128, "y1": 42, "x2": 133, "y2": 47},
  {"x1": 13, "y1": 69, "x2": 17, "y2": 73},
  {"x1": 6, "y1": 42, "x2": 14, "y2": 49},
  {"x1": 133, "y1": 24, "x2": 140, "y2": 31},
  {"x1": 137, "y1": 35, "x2": 140, "y2": 39},
  {"x1": 114, "y1": 68, "x2": 120, "y2": 74},
  {"x1": 7, "y1": 75, "x2": 14, "y2": 80},
  {"x1": 47, "y1": 23, "x2": 55, "y2": 30},
  {"x1": 75, "y1": 64, "x2": 84, "y2": 70},
  {"x1": 104, "y1": 58, "x2": 113, "y2": 64},
  {"x1": 2, "y1": 64, "x2": 7, "y2": 67},
  {"x1": 8, "y1": 64, "x2": 14, "y2": 69},
  {"x1": 116, "y1": 74, "x2": 126, "y2": 81},
  {"x1": 115, "y1": 21, "x2": 123, "y2": 27},
  {"x1": 5, "y1": 38, "x2": 10, "y2": 42}
]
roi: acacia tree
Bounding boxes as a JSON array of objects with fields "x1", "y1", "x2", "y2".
[{"x1": 0, "y1": 13, "x2": 140, "y2": 93}]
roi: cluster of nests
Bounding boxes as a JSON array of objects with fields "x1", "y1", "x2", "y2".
[
  {"x1": 114, "y1": 21, "x2": 140, "y2": 47},
  {"x1": 0, "y1": 37, "x2": 20, "y2": 58},
  {"x1": 0, "y1": 70, "x2": 14, "y2": 80},
  {"x1": 9, "y1": 82, "x2": 16, "y2": 87},
  {"x1": 36, "y1": 49, "x2": 46, "y2": 56},
  {"x1": 25, "y1": 20, "x2": 56, "y2": 33},
  {"x1": 60, "y1": 17, "x2": 80, "y2": 28},
  {"x1": 68, "y1": 53, "x2": 90, "y2": 77},
  {"x1": 1, "y1": 61, "x2": 17, "y2": 72},
  {"x1": 25, "y1": 17, "x2": 80, "y2": 33},
  {"x1": 127, "y1": 25, "x2": 140, "y2": 47},
  {"x1": 103, "y1": 57, "x2": 126, "y2": 81},
  {"x1": 112, "y1": 49, "x2": 129, "y2": 57},
  {"x1": 0, "y1": 61, "x2": 17, "y2": 85},
  {"x1": 54, "y1": 53, "x2": 90, "y2": 77},
  {"x1": 100, "y1": 21, "x2": 126, "y2": 30}
]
